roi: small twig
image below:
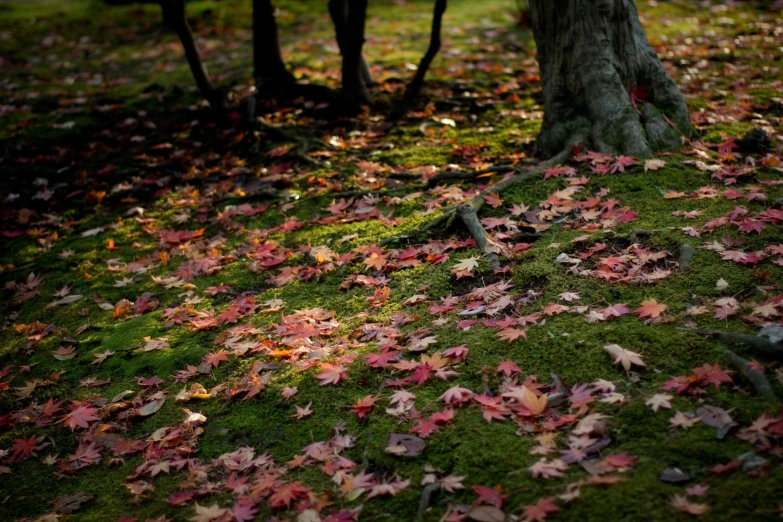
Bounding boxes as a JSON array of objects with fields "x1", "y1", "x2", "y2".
[
  {"x1": 427, "y1": 165, "x2": 518, "y2": 188},
  {"x1": 724, "y1": 349, "x2": 777, "y2": 404},
  {"x1": 1, "y1": 263, "x2": 35, "y2": 274}
]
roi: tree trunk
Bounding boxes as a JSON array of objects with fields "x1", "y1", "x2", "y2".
[
  {"x1": 338, "y1": 0, "x2": 372, "y2": 106},
  {"x1": 329, "y1": 0, "x2": 374, "y2": 89},
  {"x1": 253, "y1": 0, "x2": 295, "y2": 90},
  {"x1": 159, "y1": 0, "x2": 227, "y2": 110},
  {"x1": 407, "y1": 0, "x2": 447, "y2": 98},
  {"x1": 529, "y1": 0, "x2": 693, "y2": 157}
]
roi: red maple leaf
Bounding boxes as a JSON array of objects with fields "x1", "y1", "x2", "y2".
[
  {"x1": 635, "y1": 299, "x2": 668, "y2": 319},
  {"x1": 61, "y1": 402, "x2": 100, "y2": 430},
  {"x1": 472, "y1": 485, "x2": 507, "y2": 509},
  {"x1": 204, "y1": 350, "x2": 229, "y2": 369},
  {"x1": 316, "y1": 363, "x2": 348, "y2": 386},
  {"x1": 521, "y1": 496, "x2": 560, "y2": 522},
  {"x1": 497, "y1": 359, "x2": 522, "y2": 376},
  {"x1": 11, "y1": 436, "x2": 46, "y2": 461},
  {"x1": 351, "y1": 395, "x2": 379, "y2": 419}
]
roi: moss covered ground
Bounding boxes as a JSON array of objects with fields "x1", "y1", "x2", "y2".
[{"x1": 1, "y1": 0, "x2": 783, "y2": 521}]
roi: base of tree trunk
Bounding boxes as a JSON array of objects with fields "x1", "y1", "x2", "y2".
[{"x1": 530, "y1": 0, "x2": 693, "y2": 157}]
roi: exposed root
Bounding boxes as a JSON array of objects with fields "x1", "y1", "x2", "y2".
[
  {"x1": 690, "y1": 328, "x2": 783, "y2": 361},
  {"x1": 724, "y1": 350, "x2": 777, "y2": 404},
  {"x1": 415, "y1": 148, "x2": 572, "y2": 240},
  {"x1": 256, "y1": 121, "x2": 320, "y2": 166},
  {"x1": 415, "y1": 483, "x2": 441, "y2": 521},
  {"x1": 456, "y1": 204, "x2": 501, "y2": 271},
  {"x1": 678, "y1": 242, "x2": 696, "y2": 272}
]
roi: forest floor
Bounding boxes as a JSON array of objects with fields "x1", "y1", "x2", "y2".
[{"x1": 1, "y1": 1, "x2": 783, "y2": 521}]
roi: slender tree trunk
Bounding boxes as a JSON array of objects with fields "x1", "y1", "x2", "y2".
[
  {"x1": 253, "y1": 0, "x2": 294, "y2": 90},
  {"x1": 407, "y1": 0, "x2": 447, "y2": 97},
  {"x1": 329, "y1": 0, "x2": 374, "y2": 88},
  {"x1": 529, "y1": 0, "x2": 693, "y2": 157},
  {"x1": 338, "y1": 0, "x2": 371, "y2": 106},
  {"x1": 159, "y1": 0, "x2": 226, "y2": 110}
]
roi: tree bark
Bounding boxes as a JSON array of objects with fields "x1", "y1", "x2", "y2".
[
  {"x1": 529, "y1": 0, "x2": 693, "y2": 157},
  {"x1": 253, "y1": 0, "x2": 295, "y2": 90},
  {"x1": 407, "y1": 0, "x2": 447, "y2": 98},
  {"x1": 159, "y1": 0, "x2": 226, "y2": 110},
  {"x1": 329, "y1": 0, "x2": 374, "y2": 88},
  {"x1": 337, "y1": 0, "x2": 372, "y2": 106}
]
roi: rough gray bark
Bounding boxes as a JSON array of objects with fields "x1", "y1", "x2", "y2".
[
  {"x1": 159, "y1": 0, "x2": 227, "y2": 110},
  {"x1": 529, "y1": 0, "x2": 693, "y2": 157},
  {"x1": 407, "y1": 0, "x2": 447, "y2": 98},
  {"x1": 253, "y1": 0, "x2": 295, "y2": 90}
]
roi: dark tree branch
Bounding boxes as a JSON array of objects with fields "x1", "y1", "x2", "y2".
[
  {"x1": 253, "y1": 0, "x2": 295, "y2": 89},
  {"x1": 159, "y1": 0, "x2": 227, "y2": 110},
  {"x1": 407, "y1": 0, "x2": 447, "y2": 98}
]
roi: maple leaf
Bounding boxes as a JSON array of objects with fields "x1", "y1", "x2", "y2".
[
  {"x1": 482, "y1": 192, "x2": 504, "y2": 209},
  {"x1": 603, "y1": 452, "x2": 638, "y2": 469},
  {"x1": 635, "y1": 299, "x2": 668, "y2": 319},
  {"x1": 670, "y1": 411, "x2": 701, "y2": 429},
  {"x1": 497, "y1": 359, "x2": 521, "y2": 376},
  {"x1": 269, "y1": 481, "x2": 311, "y2": 508},
  {"x1": 281, "y1": 387, "x2": 298, "y2": 400},
  {"x1": 644, "y1": 158, "x2": 666, "y2": 172},
  {"x1": 204, "y1": 351, "x2": 229, "y2": 369},
  {"x1": 528, "y1": 459, "x2": 568, "y2": 479},
  {"x1": 190, "y1": 503, "x2": 227, "y2": 522},
  {"x1": 451, "y1": 256, "x2": 480, "y2": 275},
  {"x1": 316, "y1": 363, "x2": 348, "y2": 386},
  {"x1": 351, "y1": 395, "x2": 380, "y2": 418},
  {"x1": 521, "y1": 496, "x2": 560, "y2": 522},
  {"x1": 440, "y1": 386, "x2": 473, "y2": 405},
  {"x1": 61, "y1": 402, "x2": 100, "y2": 430},
  {"x1": 473, "y1": 484, "x2": 507, "y2": 508},
  {"x1": 496, "y1": 328, "x2": 527, "y2": 342},
  {"x1": 504, "y1": 386, "x2": 548, "y2": 417},
  {"x1": 364, "y1": 252, "x2": 388, "y2": 271},
  {"x1": 439, "y1": 474, "x2": 466, "y2": 492},
  {"x1": 646, "y1": 393, "x2": 673, "y2": 412},
  {"x1": 91, "y1": 349, "x2": 115, "y2": 366},
  {"x1": 603, "y1": 344, "x2": 646, "y2": 371},
  {"x1": 140, "y1": 337, "x2": 169, "y2": 352},
  {"x1": 292, "y1": 402, "x2": 313, "y2": 420},
  {"x1": 410, "y1": 417, "x2": 440, "y2": 438},
  {"x1": 231, "y1": 500, "x2": 258, "y2": 522},
  {"x1": 671, "y1": 495, "x2": 709, "y2": 516},
  {"x1": 11, "y1": 436, "x2": 46, "y2": 461}
]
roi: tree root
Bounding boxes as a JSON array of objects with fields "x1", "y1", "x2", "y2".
[
  {"x1": 415, "y1": 483, "x2": 441, "y2": 521},
  {"x1": 456, "y1": 204, "x2": 501, "y2": 271},
  {"x1": 256, "y1": 120, "x2": 320, "y2": 166},
  {"x1": 689, "y1": 328, "x2": 783, "y2": 361},
  {"x1": 414, "y1": 148, "x2": 572, "y2": 240},
  {"x1": 724, "y1": 349, "x2": 777, "y2": 404}
]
